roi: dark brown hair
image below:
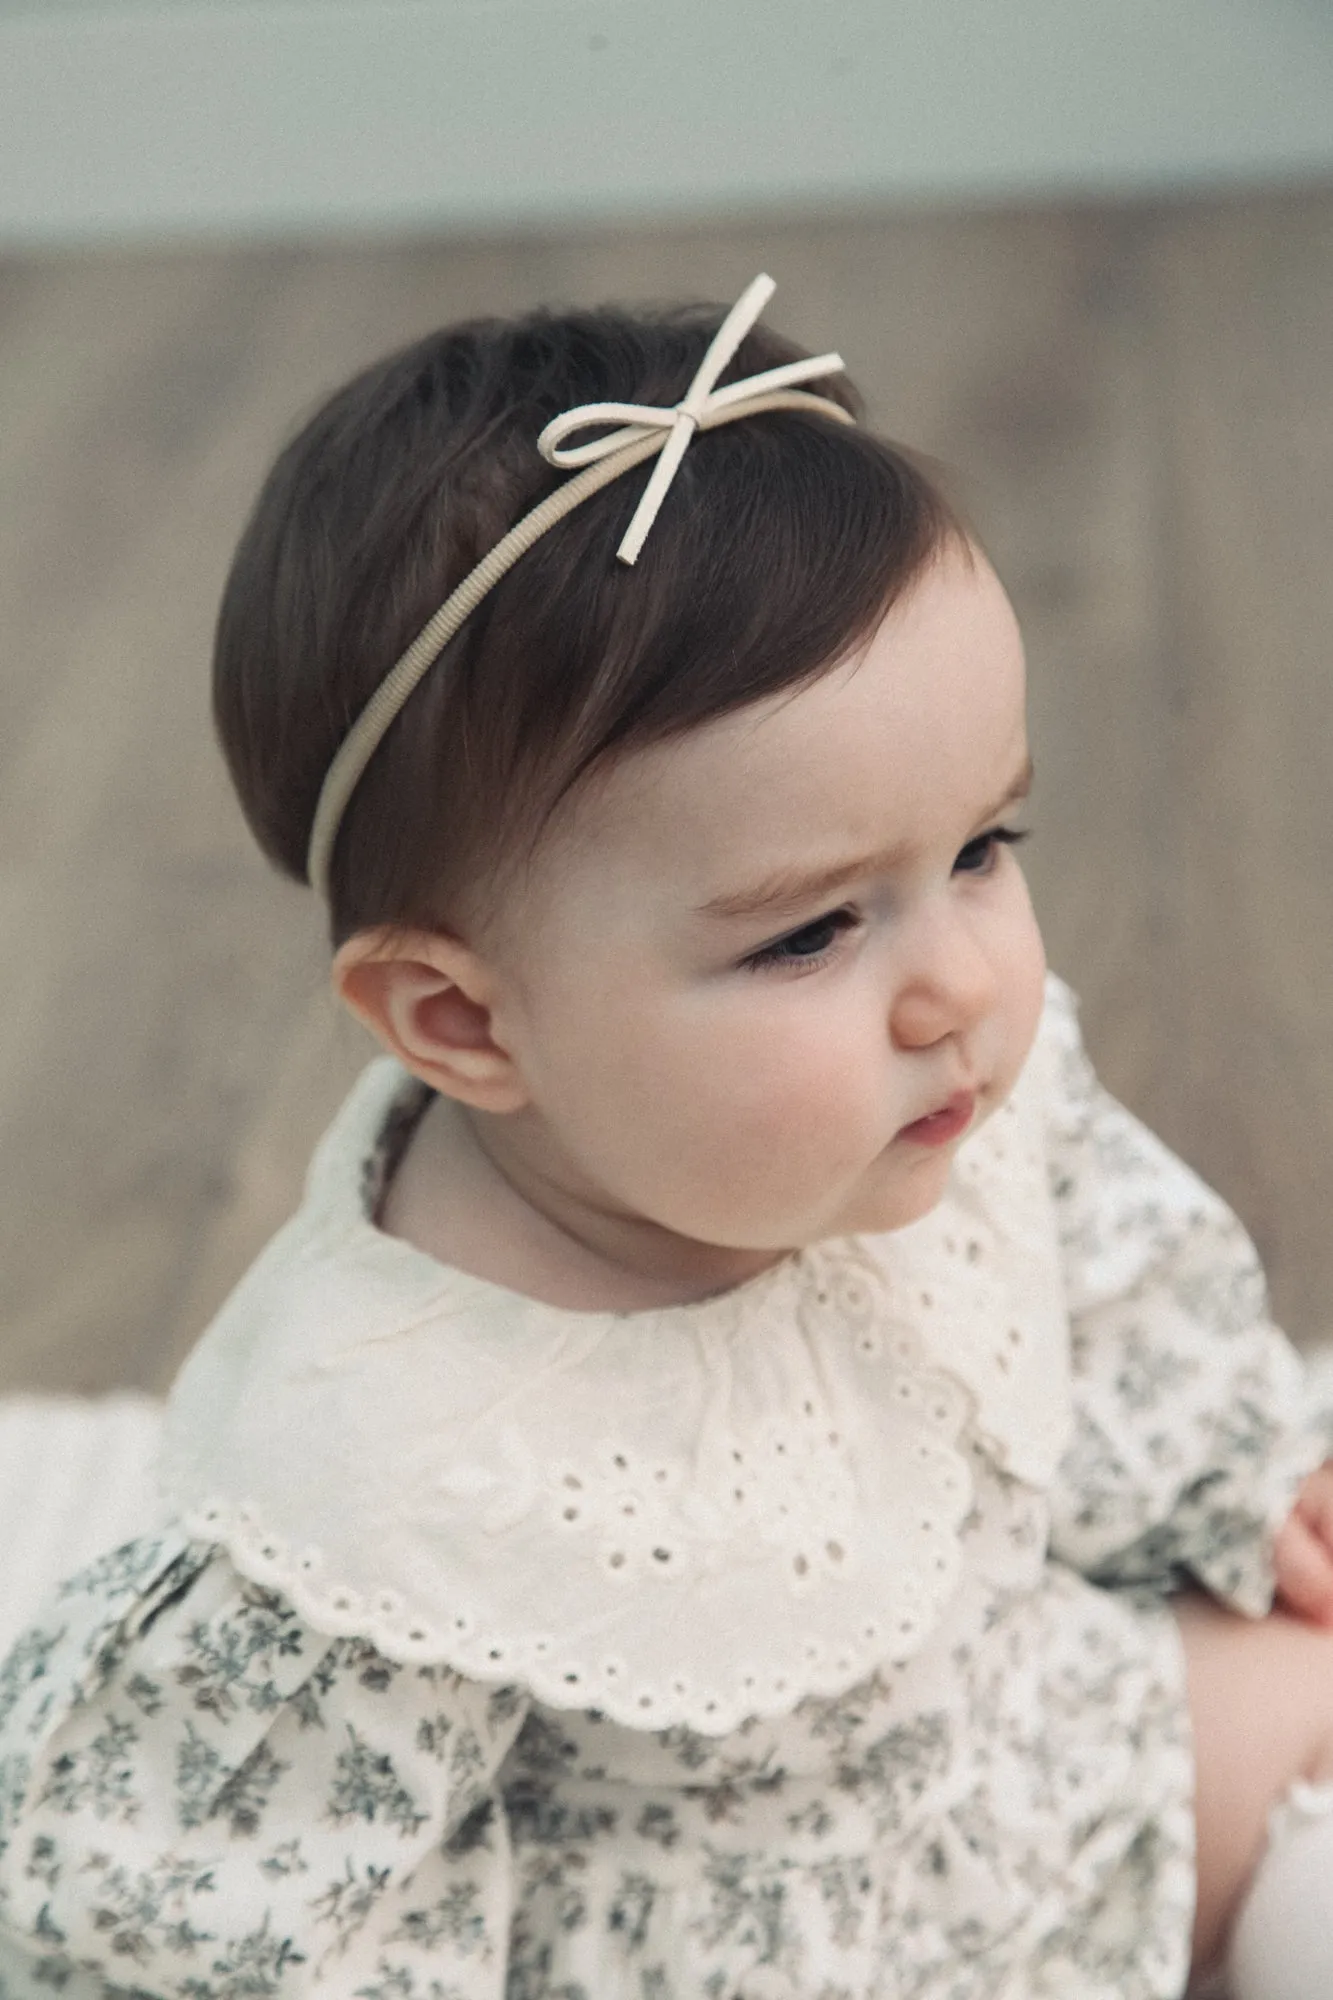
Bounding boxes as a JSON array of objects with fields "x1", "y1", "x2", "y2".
[{"x1": 213, "y1": 299, "x2": 962, "y2": 945}]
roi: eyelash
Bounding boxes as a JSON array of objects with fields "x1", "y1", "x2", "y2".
[{"x1": 742, "y1": 826, "x2": 1031, "y2": 975}]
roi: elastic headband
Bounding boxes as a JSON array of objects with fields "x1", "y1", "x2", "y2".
[{"x1": 306, "y1": 273, "x2": 853, "y2": 901}]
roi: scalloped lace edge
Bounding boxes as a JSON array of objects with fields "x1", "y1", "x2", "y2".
[{"x1": 181, "y1": 1493, "x2": 970, "y2": 1737}]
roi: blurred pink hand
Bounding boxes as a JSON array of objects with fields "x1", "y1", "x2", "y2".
[{"x1": 1274, "y1": 1461, "x2": 1333, "y2": 1628}]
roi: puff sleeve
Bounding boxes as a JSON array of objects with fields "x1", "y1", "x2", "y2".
[
  {"x1": 0, "y1": 1531, "x2": 528, "y2": 1997},
  {"x1": 1042, "y1": 978, "x2": 1328, "y2": 1615}
]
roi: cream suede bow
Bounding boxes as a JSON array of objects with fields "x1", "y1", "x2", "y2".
[{"x1": 537, "y1": 273, "x2": 847, "y2": 565}]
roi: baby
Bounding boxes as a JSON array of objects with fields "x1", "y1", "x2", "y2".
[{"x1": 1, "y1": 274, "x2": 1332, "y2": 1999}]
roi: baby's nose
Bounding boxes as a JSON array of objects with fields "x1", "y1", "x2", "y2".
[{"x1": 890, "y1": 923, "x2": 998, "y2": 1049}]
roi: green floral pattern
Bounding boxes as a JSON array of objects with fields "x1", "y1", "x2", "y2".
[{"x1": 0, "y1": 1500, "x2": 1199, "y2": 2000}]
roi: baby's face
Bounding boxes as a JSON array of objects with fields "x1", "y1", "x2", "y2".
[{"x1": 486, "y1": 540, "x2": 1047, "y2": 1256}]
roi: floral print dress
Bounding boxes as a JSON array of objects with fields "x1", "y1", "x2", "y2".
[{"x1": 0, "y1": 977, "x2": 1323, "y2": 2000}]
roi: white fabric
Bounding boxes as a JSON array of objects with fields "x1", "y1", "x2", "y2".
[
  {"x1": 0, "y1": 1393, "x2": 165, "y2": 1658},
  {"x1": 1226, "y1": 1780, "x2": 1333, "y2": 2000},
  {"x1": 162, "y1": 1002, "x2": 1071, "y2": 1736}
]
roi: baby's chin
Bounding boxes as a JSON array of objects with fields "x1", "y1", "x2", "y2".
[
  {"x1": 791, "y1": 1153, "x2": 959, "y2": 1247},
  {"x1": 859, "y1": 1177, "x2": 954, "y2": 1239},
  {"x1": 696, "y1": 1129, "x2": 978, "y2": 1256}
]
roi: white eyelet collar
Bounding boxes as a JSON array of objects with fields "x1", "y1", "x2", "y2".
[{"x1": 163, "y1": 993, "x2": 1071, "y2": 1735}]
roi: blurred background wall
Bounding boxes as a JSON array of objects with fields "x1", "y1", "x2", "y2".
[
  {"x1": 0, "y1": 1, "x2": 1330, "y2": 1395},
  {"x1": 3, "y1": 0, "x2": 1333, "y2": 241}
]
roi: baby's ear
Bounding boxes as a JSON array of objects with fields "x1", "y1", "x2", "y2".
[{"x1": 332, "y1": 926, "x2": 529, "y2": 1112}]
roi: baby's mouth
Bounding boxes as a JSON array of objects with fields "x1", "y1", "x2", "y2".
[{"x1": 896, "y1": 1092, "x2": 976, "y2": 1148}]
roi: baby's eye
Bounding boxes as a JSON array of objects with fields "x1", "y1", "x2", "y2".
[
  {"x1": 953, "y1": 826, "x2": 1030, "y2": 876},
  {"x1": 743, "y1": 908, "x2": 860, "y2": 974}
]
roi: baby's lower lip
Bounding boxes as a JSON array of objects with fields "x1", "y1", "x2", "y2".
[{"x1": 897, "y1": 1093, "x2": 976, "y2": 1147}]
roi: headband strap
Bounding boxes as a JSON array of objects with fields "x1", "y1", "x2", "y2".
[{"x1": 306, "y1": 273, "x2": 852, "y2": 901}]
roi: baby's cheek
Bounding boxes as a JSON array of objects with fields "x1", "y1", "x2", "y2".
[
  {"x1": 700, "y1": 1012, "x2": 853, "y2": 1118},
  {"x1": 1002, "y1": 884, "x2": 1048, "y2": 1050},
  {"x1": 577, "y1": 985, "x2": 879, "y2": 1212},
  {"x1": 695, "y1": 1051, "x2": 878, "y2": 1195}
]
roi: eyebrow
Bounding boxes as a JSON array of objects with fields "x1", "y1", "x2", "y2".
[{"x1": 698, "y1": 753, "x2": 1035, "y2": 923}]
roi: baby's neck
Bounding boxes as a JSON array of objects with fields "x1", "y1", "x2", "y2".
[{"x1": 380, "y1": 1095, "x2": 788, "y2": 1313}]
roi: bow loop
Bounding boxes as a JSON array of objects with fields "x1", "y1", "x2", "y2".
[{"x1": 538, "y1": 401, "x2": 685, "y2": 470}]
